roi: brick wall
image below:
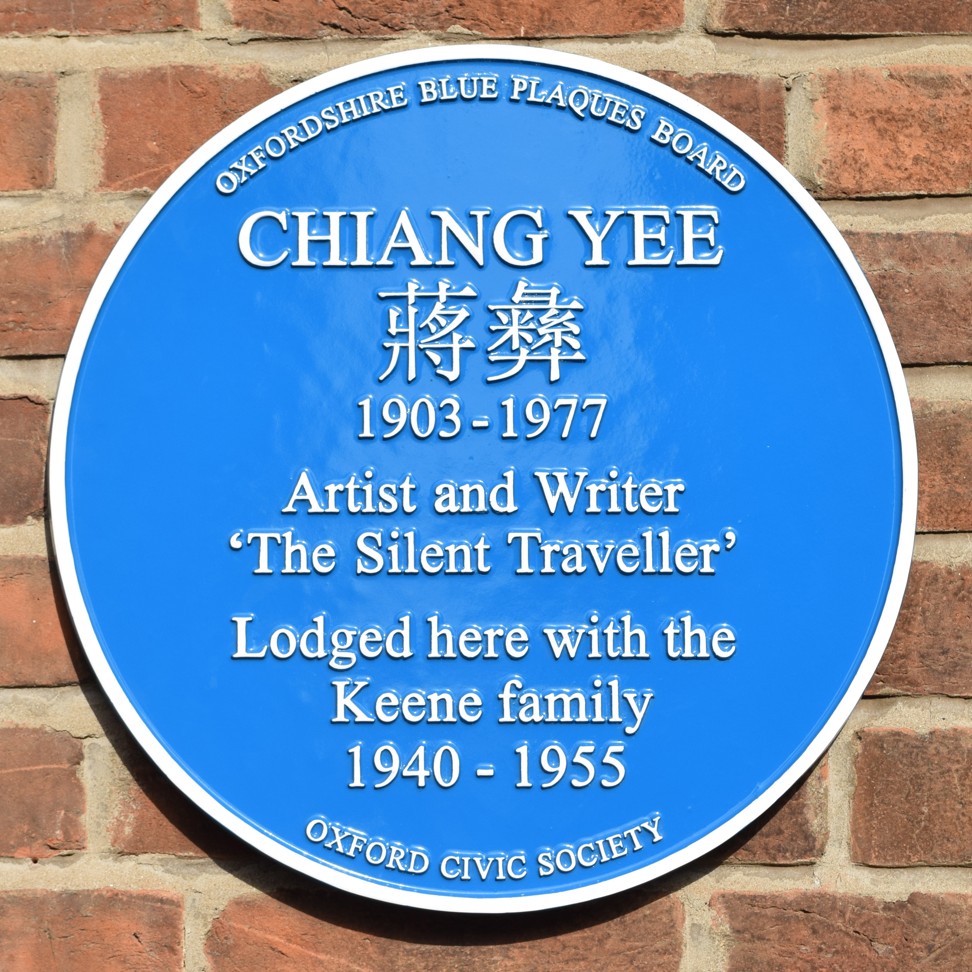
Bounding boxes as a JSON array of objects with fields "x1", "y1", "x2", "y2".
[{"x1": 1, "y1": 1, "x2": 970, "y2": 968}]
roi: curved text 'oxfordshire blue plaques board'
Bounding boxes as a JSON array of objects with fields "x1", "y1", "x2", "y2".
[{"x1": 51, "y1": 47, "x2": 917, "y2": 912}]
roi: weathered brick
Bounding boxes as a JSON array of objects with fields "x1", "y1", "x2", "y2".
[
  {"x1": 726, "y1": 760, "x2": 827, "y2": 864},
  {"x1": 207, "y1": 889, "x2": 683, "y2": 970},
  {"x1": 648, "y1": 71, "x2": 786, "y2": 161},
  {"x1": 0, "y1": 397, "x2": 48, "y2": 525},
  {"x1": 0, "y1": 556, "x2": 85, "y2": 686},
  {"x1": 0, "y1": 889, "x2": 182, "y2": 971},
  {"x1": 110, "y1": 753, "x2": 245, "y2": 858},
  {"x1": 852, "y1": 728, "x2": 972, "y2": 866},
  {"x1": 811, "y1": 67, "x2": 972, "y2": 198},
  {"x1": 869, "y1": 559, "x2": 972, "y2": 697},
  {"x1": 0, "y1": 727, "x2": 84, "y2": 858},
  {"x1": 228, "y1": 0, "x2": 683, "y2": 38},
  {"x1": 99, "y1": 66, "x2": 282, "y2": 191},
  {"x1": 709, "y1": 0, "x2": 971, "y2": 37},
  {"x1": 845, "y1": 232, "x2": 972, "y2": 365},
  {"x1": 0, "y1": 226, "x2": 120, "y2": 357},
  {"x1": 0, "y1": 74, "x2": 56, "y2": 190},
  {"x1": 714, "y1": 891, "x2": 972, "y2": 971},
  {"x1": 914, "y1": 399, "x2": 972, "y2": 533},
  {"x1": 0, "y1": 0, "x2": 198, "y2": 35}
]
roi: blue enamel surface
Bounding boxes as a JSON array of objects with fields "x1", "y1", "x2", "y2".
[{"x1": 63, "y1": 55, "x2": 904, "y2": 903}]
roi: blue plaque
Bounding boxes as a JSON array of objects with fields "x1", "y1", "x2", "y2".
[{"x1": 50, "y1": 47, "x2": 916, "y2": 912}]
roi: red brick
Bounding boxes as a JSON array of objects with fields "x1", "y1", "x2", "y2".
[
  {"x1": 709, "y1": 0, "x2": 971, "y2": 36},
  {"x1": 228, "y1": 0, "x2": 683, "y2": 38},
  {"x1": 812, "y1": 67, "x2": 972, "y2": 198},
  {"x1": 99, "y1": 66, "x2": 282, "y2": 191},
  {"x1": 207, "y1": 890, "x2": 683, "y2": 970},
  {"x1": 648, "y1": 71, "x2": 786, "y2": 161},
  {"x1": 845, "y1": 232, "x2": 972, "y2": 365},
  {"x1": 0, "y1": 556, "x2": 86, "y2": 686},
  {"x1": 0, "y1": 74, "x2": 56, "y2": 190},
  {"x1": 914, "y1": 400, "x2": 972, "y2": 533},
  {"x1": 852, "y1": 728, "x2": 972, "y2": 865},
  {"x1": 0, "y1": 397, "x2": 48, "y2": 526},
  {"x1": 0, "y1": 0, "x2": 198, "y2": 35},
  {"x1": 0, "y1": 727, "x2": 84, "y2": 858},
  {"x1": 0, "y1": 889, "x2": 182, "y2": 971},
  {"x1": 714, "y1": 891, "x2": 972, "y2": 971},
  {"x1": 110, "y1": 754, "x2": 244, "y2": 858},
  {"x1": 869, "y1": 559, "x2": 972, "y2": 697},
  {"x1": 0, "y1": 226, "x2": 120, "y2": 357},
  {"x1": 726, "y1": 760, "x2": 827, "y2": 864}
]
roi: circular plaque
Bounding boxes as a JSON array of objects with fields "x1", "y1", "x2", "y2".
[{"x1": 50, "y1": 46, "x2": 916, "y2": 912}]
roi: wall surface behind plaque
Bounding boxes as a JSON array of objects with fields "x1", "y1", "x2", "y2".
[{"x1": 0, "y1": 1, "x2": 970, "y2": 968}]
